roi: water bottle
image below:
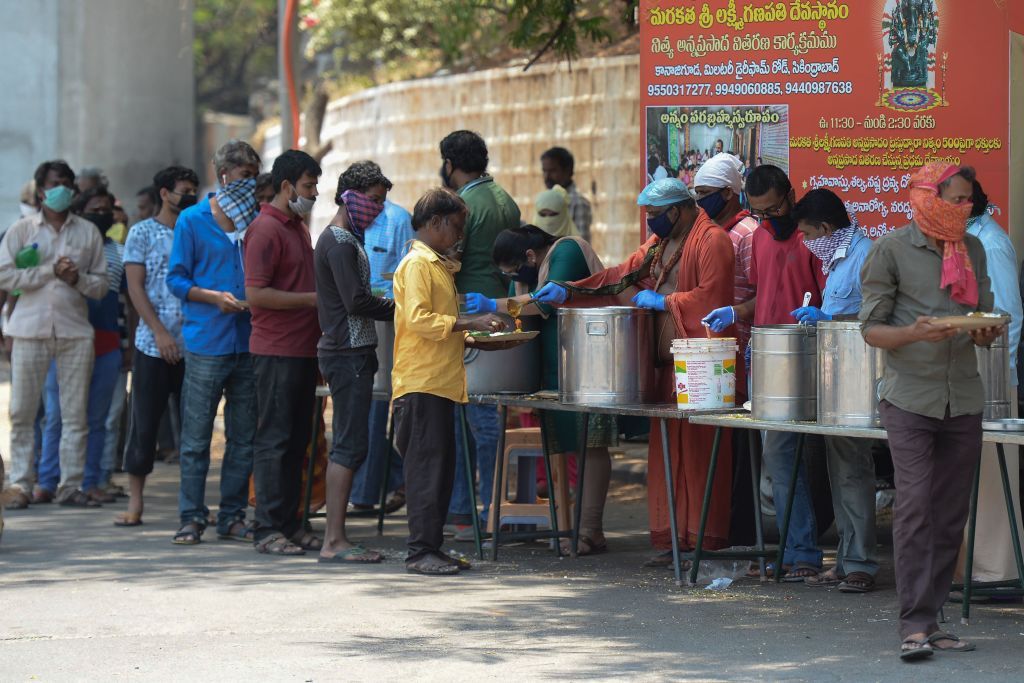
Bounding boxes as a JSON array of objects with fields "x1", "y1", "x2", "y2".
[{"x1": 11, "y1": 243, "x2": 39, "y2": 296}]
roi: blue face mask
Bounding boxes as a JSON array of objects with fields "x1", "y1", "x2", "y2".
[
  {"x1": 697, "y1": 189, "x2": 727, "y2": 220},
  {"x1": 43, "y1": 185, "x2": 75, "y2": 213},
  {"x1": 646, "y1": 208, "x2": 676, "y2": 239}
]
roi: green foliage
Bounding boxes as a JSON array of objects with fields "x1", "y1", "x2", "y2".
[{"x1": 194, "y1": 0, "x2": 278, "y2": 113}]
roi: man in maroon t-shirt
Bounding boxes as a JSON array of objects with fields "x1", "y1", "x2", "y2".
[
  {"x1": 244, "y1": 149, "x2": 323, "y2": 556},
  {"x1": 735, "y1": 165, "x2": 826, "y2": 582}
]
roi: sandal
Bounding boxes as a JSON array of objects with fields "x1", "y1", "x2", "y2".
[
  {"x1": 114, "y1": 513, "x2": 143, "y2": 527},
  {"x1": 560, "y1": 534, "x2": 609, "y2": 557},
  {"x1": 747, "y1": 562, "x2": 788, "y2": 579},
  {"x1": 440, "y1": 551, "x2": 472, "y2": 570},
  {"x1": 838, "y1": 571, "x2": 876, "y2": 594},
  {"x1": 172, "y1": 522, "x2": 203, "y2": 545},
  {"x1": 900, "y1": 636, "x2": 934, "y2": 662},
  {"x1": 927, "y1": 631, "x2": 976, "y2": 653},
  {"x1": 318, "y1": 546, "x2": 384, "y2": 564},
  {"x1": 781, "y1": 563, "x2": 821, "y2": 582},
  {"x1": 217, "y1": 520, "x2": 255, "y2": 543},
  {"x1": 291, "y1": 531, "x2": 323, "y2": 551},
  {"x1": 384, "y1": 490, "x2": 406, "y2": 514},
  {"x1": 255, "y1": 532, "x2": 305, "y2": 556},
  {"x1": 406, "y1": 553, "x2": 460, "y2": 575},
  {"x1": 805, "y1": 566, "x2": 843, "y2": 587}
]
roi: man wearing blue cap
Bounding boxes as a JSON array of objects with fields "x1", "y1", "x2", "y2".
[{"x1": 534, "y1": 178, "x2": 736, "y2": 563}]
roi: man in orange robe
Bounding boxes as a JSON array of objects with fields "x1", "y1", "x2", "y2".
[{"x1": 535, "y1": 178, "x2": 736, "y2": 560}]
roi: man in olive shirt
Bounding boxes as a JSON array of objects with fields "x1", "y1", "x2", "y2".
[
  {"x1": 860, "y1": 163, "x2": 1004, "y2": 661},
  {"x1": 439, "y1": 130, "x2": 521, "y2": 537}
]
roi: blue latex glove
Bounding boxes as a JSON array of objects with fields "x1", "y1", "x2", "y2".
[
  {"x1": 464, "y1": 292, "x2": 497, "y2": 314},
  {"x1": 533, "y1": 282, "x2": 568, "y2": 305},
  {"x1": 701, "y1": 306, "x2": 736, "y2": 333},
  {"x1": 632, "y1": 289, "x2": 667, "y2": 311},
  {"x1": 790, "y1": 306, "x2": 832, "y2": 326}
]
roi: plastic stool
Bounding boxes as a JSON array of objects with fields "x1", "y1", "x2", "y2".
[{"x1": 487, "y1": 428, "x2": 572, "y2": 534}]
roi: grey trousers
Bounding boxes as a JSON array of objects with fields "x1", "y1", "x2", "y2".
[{"x1": 824, "y1": 435, "x2": 878, "y2": 576}]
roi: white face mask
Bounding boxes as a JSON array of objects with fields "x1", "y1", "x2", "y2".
[{"x1": 288, "y1": 193, "x2": 316, "y2": 216}]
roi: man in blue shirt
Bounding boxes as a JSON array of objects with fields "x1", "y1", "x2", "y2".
[
  {"x1": 334, "y1": 161, "x2": 415, "y2": 513},
  {"x1": 788, "y1": 189, "x2": 877, "y2": 593},
  {"x1": 166, "y1": 140, "x2": 261, "y2": 545}
]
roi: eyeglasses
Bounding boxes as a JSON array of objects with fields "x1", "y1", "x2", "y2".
[{"x1": 749, "y1": 196, "x2": 790, "y2": 220}]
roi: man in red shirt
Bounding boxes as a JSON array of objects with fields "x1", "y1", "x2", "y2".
[
  {"x1": 735, "y1": 165, "x2": 826, "y2": 581},
  {"x1": 244, "y1": 150, "x2": 323, "y2": 556}
]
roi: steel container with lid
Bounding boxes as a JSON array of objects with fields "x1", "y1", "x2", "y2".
[
  {"x1": 751, "y1": 324, "x2": 818, "y2": 421},
  {"x1": 977, "y1": 330, "x2": 1011, "y2": 420},
  {"x1": 816, "y1": 321, "x2": 885, "y2": 427}
]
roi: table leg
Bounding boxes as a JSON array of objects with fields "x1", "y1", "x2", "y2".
[
  {"x1": 540, "y1": 410, "x2": 562, "y2": 558},
  {"x1": 376, "y1": 401, "x2": 393, "y2": 536},
  {"x1": 490, "y1": 404, "x2": 508, "y2": 562},
  {"x1": 458, "y1": 405, "x2": 484, "y2": 560},
  {"x1": 571, "y1": 415, "x2": 590, "y2": 558},
  {"x1": 749, "y1": 430, "x2": 766, "y2": 581},
  {"x1": 996, "y1": 444, "x2": 1024, "y2": 591},
  {"x1": 774, "y1": 433, "x2": 804, "y2": 583},
  {"x1": 649, "y1": 418, "x2": 678, "y2": 586},
  {"x1": 961, "y1": 457, "x2": 981, "y2": 624},
  {"x1": 688, "y1": 426, "x2": 721, "y2": 586},
  {"x1": 301, "y1": 395, "x2": 324, "y2": 531}
]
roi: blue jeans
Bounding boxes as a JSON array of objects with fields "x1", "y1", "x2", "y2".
[
  {"x1": 38, "y1": 350, "x2": 122, "y2": 492},
  {"x1": 178, "y1": 352, "x2": 256, "y2": 533},
  {"x1": 762, "y1": 430, "x2": 822, "y2": 567},
  {"x1": 350, "y1": 399, "x2": 404, "y2": 506},
  {"x1": 448, "y1": 404, "x2": 500, "y2": 523}
]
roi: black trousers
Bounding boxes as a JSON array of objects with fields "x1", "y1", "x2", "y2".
[
  {"x1": 394, "y1": 392, "x2": 456, "y2": 563},
  {"x1": 252, "y1": 355, "x2": 317, "y2": 542},
  {"x1": 125, "y1": 352, "x2": 184, "y2": 477}
]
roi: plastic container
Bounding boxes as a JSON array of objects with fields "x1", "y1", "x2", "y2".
[
  {"x1": 671, "y1": 337, "x2": 737, "y2": 410},
  {"x1": 11, "y1": 242, "x2": 39, "y2": 296}
]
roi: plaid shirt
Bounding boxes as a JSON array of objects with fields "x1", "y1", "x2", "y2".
[
  {"x1": 565, "y1": 182, "x2": 593, "y2": 243},
  {"x1": 723, "y1": 212, "x2": 758, "y2": 351}
]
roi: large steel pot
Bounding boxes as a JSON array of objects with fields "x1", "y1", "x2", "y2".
[
  {"x1": 817, "y1": 321, "x2": 885, "y2": 427},
  {"x1": 977, "y1": 330, "x2": 1011, "y2": 419},
  {"x1": 751, "y1": 324, "x2": 817, "y2": 421},
  {"x1": 465, "y1": 317, "x2": 542, "y2": 395},
  {"x1": 558, "y1": 307, "x2": 656, "y2": 405},
  {"x1": 373, "y1": 320, "x2": 394, "y2": 395}
]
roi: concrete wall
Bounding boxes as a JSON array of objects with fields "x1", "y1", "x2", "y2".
[{"x1": 0, "y1": 0, "x2": 194, "y2": 223}]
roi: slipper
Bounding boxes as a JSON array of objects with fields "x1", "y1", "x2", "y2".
[
  {"x1": 781, "y1": 563, "x2": 821, "y2": 583},
  {"x1": 900, "y1": 636, "x2": 934, "y2": 662},
  {"x1": 440, "y1": 551, "x2": 472, "y2": 570},
  {"x1": 560, "y1": 534, "x2": 608, "y2": 556},
  {"x1": 927, "y1": 631, "x2": 976, "y2": 653},
  {"x1": 406, "y1": 554, "x2": 460, "y2": 575},
  {"x1": 642, "y1": 550, "x2": 692, "y2": 571},
  {"x1": 114, "y1": 513, "x2": 143, "y2": 527},
  {"x1": 805, "y1": 567, "x2": 843, "y2": 587},
  {"x1": 318, "y1": 546, "x2": 383, "y2": 564},
  {"x1": 746, "y1": 562, "x2": 789, "y2": 579},
  {"x1": 837, "y1": 571, "x2": 875, "y2": 594}
]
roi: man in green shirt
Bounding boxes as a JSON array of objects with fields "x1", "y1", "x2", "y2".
[{"x1": 439, "y1": 130, "x2": 521, "y2": 537}]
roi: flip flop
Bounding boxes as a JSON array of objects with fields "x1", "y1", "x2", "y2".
[
  {"x1": 319, "y1": 546, "x2": 383, "y2": 564},
  {"x1": 805, "y1": 567, "x2": 843, "y2": 587},
  {"x1": 900, "y1": 636, "x2": 934, "y2": 662},
  {"x1": 114, "y1": 513, "x2": 143, "y2": 527},
  {"x1": 927, "y1": 631, "x2": 976, "y2": 653},
  {"x1": 560, "y1": 535, "x2": 608, "y2": 556},
  {"x1": 406, "y1": 554, "x2": 460, "y2": 575},
  {"x1": 781, "y1": 563, "x2": 821, "y2": 583}
]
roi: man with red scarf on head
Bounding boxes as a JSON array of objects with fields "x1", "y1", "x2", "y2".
[
  {"x1": 534, "y1": 177, "x2": 735, "y2": 566},
  {"x1": 860, "y1": 162, "x2": 1005, "y2": 662}
]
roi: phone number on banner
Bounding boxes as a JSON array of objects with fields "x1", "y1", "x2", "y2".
[{"x1": 647, "y1": 81, "x2": 853, "y2": 97}]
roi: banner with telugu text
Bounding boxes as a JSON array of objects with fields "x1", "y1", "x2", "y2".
[{"x1": 639, "y1": 0, "x2": 1011, "y2": 238}]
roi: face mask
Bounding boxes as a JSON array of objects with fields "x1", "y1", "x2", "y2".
[
  {"x1": 697, "y1": 189, "x2": 727, "y2": 220},
  {"x1": 19, "y1": 202, "x2": 37, "y2": 217},
  {"x1": 510, "y1": 263, "x2": 539, "y2": 286},
  {"x1": 82, "y1": 212, "x2": 114, "y2": 233},
  {"x1": 217, "y1": 177, "x2": 258, "y2": 231},
  {"x1": 106, "y1": 222, "x2": 128, "y2": 244},
  {"x1": 439, "y1": 162, "x2": 452, "y2": 189},
  {"x1": 43, "y1": 185, "x2": 75, "y2": 213},
  {"x1": 176, "y1": 193, "x2": 198, "y2": 211},
  {"x1": 768, "y1": 215, "x2": 798, "y2": 241},
  {"x1": 646, "y1": 208, "x2": 676, "y2": 239},
  {"x1": 288, "y1": 192, "x2": 316, "y2": 216}
]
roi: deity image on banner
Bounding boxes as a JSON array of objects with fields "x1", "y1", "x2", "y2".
[{"x1": 879, "y1": 0, "x2": 948, "y2": 111}]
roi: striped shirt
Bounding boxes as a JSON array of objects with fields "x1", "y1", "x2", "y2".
[{"x1": 566, "y1": 182, "x2": 593, "y2": 243}]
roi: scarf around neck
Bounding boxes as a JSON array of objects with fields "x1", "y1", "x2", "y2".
[
  {"x1": 804, "y1": 225, "x2": 856, "y2": 275},
  {"x1": 909, "y1": 162, "x2": 976, "y2": 307}
]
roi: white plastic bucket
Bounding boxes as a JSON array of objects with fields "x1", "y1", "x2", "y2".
[{"x1": 671, "y1": 338, "x2": 737, "y2": 410}]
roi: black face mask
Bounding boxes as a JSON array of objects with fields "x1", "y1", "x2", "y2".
[
  {"x1": 82, "y1": 212, "x2": 113, "y2": 233},
  {"x1": 176, "y1": 193, "x2": 198, "y2": 211},
  {"x1": 509, "y1": 263, "x2": 539, "y2": 287},
  {"x1": 439, "y1": 162, "x2": 452, "y2": 189},
  {"x1": 768, "y1": 215, "x2": 798, "y2": 241}
]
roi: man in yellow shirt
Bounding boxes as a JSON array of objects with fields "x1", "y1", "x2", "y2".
[{"x1": 392, "y1": 188, "x2": 505, "y2": 575}]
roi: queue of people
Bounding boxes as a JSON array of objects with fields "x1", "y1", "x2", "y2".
[{"x1": 1, "y1": 137, "x2": 1021, "y2": 660}]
